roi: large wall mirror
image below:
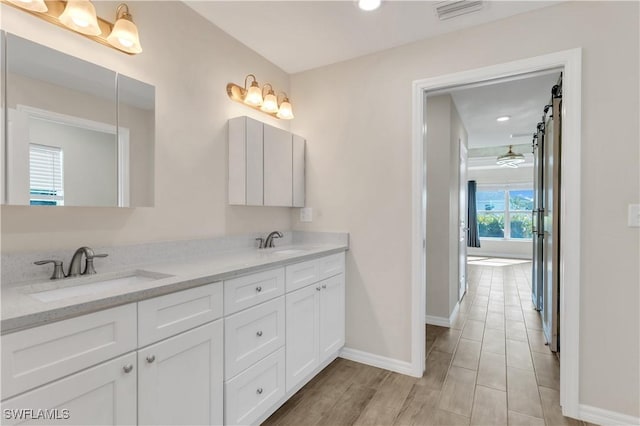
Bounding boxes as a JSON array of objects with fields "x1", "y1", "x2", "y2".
[{"x1": 1, "y1": 32, "x2": 155, "y2": 207}]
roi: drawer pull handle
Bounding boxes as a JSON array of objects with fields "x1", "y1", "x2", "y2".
[
  {"x1": 316, "y1": 286, "x2": 321, "y2": 291},
  {"x1": 256, "y1": 388, "x2": 263, "y2": 395},
  {"x1": 123, "y1": 364, "x2": 134, "y2": 373},
  {"x1": 322, "y1": 284, "x2": 327, "y2": 289},
  {"x1": 256, "y1": 286, "x2": 263, "y2": 292},
  {"x1": 146, "y1": 355, "x2": 156, "y2": 363},
  {"x1": 256, "y1": 330, "x2": 263, "y2": 337}
]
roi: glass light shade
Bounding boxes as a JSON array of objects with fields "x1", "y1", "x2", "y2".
[
  {"x1": 6, "y1": 0, "x2": 48, "y2": 13},
  {"x1": 244, "y1": 82, "x2": 263, "y2": 106},
  {"x1": 107, "y1": 17, "x2": 142, "y2": 53},
  {"x1": 276, "y1": 99, "x2": 294, "y2": 120},
  {"x1": 59, "y1": 1, "x2": 101, "y2": 36},
  {"x1": 261, "y1": 91, "x2": 278, "y2": 113},
  {"x1": 358, "y1": 0, "x2": 381, "y2": 11}
]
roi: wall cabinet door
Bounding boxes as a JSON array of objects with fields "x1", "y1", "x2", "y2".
[
  {"x1": 1, "y1": 353, "x2": 136, "y2": 426},
  {"x1": 319, "y1": 275, "x2": 346, "y2": 362},
  {"x1": 138, "y1": 320, "x2": 223, "y2": 426},
  {"x1": 292, "y1": 134, "x2": 305, "y2": 207},
  {"x1": 263, "y1": 125, "x2": 293, "y2": 206},
  {"x1": 285, "y1": 284, "x2": 320, "y2": 392},
  {"x1": 228, "y1": 116, "x2": 263, "y2": 205}
]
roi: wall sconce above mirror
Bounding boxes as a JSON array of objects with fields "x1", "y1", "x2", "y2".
[
  {"x1": 227, "y1": 74, "x2": 294, "y2": 120},
  {"x1": 1, "y1": 32, "x2": 155, "y2": 208},
  {"x1": 1, "y1": 0, "x2": 143, "y2": 54}
]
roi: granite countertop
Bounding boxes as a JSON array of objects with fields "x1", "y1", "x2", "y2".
[{"x1": 1, "y1": 243, "x2": 347, "y2": 334}]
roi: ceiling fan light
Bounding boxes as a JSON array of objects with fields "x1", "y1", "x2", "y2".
[{"x1": 496, "y1": 145, "x2": 525, "y2": 168}]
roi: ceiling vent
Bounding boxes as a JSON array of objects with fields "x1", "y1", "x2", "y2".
[{"x1": 435, "y1": 1, "x2": 484, "y2": 21}]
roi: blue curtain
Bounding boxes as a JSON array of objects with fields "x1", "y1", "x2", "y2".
[{"x1": 467, "y1": 180, "x2": 480, "y2": 248}]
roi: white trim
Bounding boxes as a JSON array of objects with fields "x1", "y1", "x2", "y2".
[
  {"x1": 425, "y1": 302, "x2": 460, "y2": 327},
  {"x1": 578, "y1": 404, "x2": 640, "y2": 426},
  {"x1": 16, "y1": 104, "x2": 131, "y2": 207},
  {"x1": 467, "y1": 251, "x2": 532, "y2": 260},
  {"x1": 340, "y1": 347, "x2": 416, "y2": 377},
  {"x1": 412, "y1": 48, "x2": 582, "y2": 418}
]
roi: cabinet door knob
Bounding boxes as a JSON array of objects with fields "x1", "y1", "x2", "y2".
[
  {"x1": 256, "y1": 330, "x2": 263, "y2": 337},
  {"x1": 322, "y1": 284, "x2": 327, "y2": 289},
  {"x1": 316, "y1": 286, "x2": 321, "y2": 291},
  {"x1": 146, "y1": 355, "x2": 156, "y2": 363},
  {"x1": 256, "y1": 286, "x2": 262, "y2": 292},
  {"x1": 256, "y1": 388, "x2": 263, "y2": 395},
  {"x1": 123, "y1": 364, "x2": 134, "y2": 373}
]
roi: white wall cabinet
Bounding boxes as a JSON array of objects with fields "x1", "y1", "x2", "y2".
[
  {"x1": 138, "y1": 320, "x2": 223, "y2": 426},
  {"x1": 1, "y1": 352, "x2": 137, "y2": 426},
  {"x1": 228, "y1": 116, "x2": 305, "y2": 207}
]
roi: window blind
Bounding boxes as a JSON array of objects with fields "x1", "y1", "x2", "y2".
[{"x1": 29, "y1": 143, "x2": 64, "y2": 203}]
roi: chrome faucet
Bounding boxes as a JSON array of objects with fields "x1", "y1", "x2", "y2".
[
  {"x1": 264, "y1": 231, "x2": 283, "y2": 248},
  {"x1": 34, "y1": 246, "x2": 108, "y2": 280}
]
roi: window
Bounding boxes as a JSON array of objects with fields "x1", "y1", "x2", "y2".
[
  {"x1": 476, "y1": 186, "x2": 533, "y2": 240},
  {"x1": 29, "y1": 144, "x2": 64, "y2": 206}
]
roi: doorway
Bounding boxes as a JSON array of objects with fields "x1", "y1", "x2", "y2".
[{"x1": 411, "y1": 49, "x2": 582, "y2": 418}]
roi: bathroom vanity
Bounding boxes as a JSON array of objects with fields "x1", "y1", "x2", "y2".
[{"x1": 1, "y1": 240, "x2": 347, "y2": 426}]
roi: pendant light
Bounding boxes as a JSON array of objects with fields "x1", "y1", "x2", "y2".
[
  {"x1": 496, "y1": 145, "x2": 525, "y2": 168},
  {"x1": 5, "y1": 0, "x2": 48, "y2": 13},
  {"x1": 59, "y1": 0, "x2": 101, "y2": 36},
  {"x1": 107, "y1": 4, "x2": 142, "y2": 54}
]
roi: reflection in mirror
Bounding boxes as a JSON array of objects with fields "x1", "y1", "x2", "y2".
[{"x1": 2, "y1": 32, "x2": 155, "y2": 207}]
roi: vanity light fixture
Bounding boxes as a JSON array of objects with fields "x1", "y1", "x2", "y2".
[
  {"x1": 5, "y1": 0, "x2": 47, "y2": 13},
  {"x1": 227, "y1": 75, "x2": 295, "y2": 120},
  {"x1": 1, "y1": 0, "x2": 143, "y2": 55},
  {"x1": 59, "y1": 0, "x2": 101, "y2": 36},
  {"x1": 106, "y1": 3, "x2": 142, "y2": 54}
]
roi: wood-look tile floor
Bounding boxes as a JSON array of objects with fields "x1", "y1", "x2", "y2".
[{"x1": 264, "y1": 261, "x2": 596, "y2": 426}]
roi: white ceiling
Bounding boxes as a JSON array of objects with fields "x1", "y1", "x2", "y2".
[
  {"x1": 184, "y1": 1, "x2": 560, "y2": 74},
  {"x1": 449, "y1": 71, "x2": 561, "y2": 149}
]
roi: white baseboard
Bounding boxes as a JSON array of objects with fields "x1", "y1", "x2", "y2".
[
  {"x1": 578, "y1": 404, "x2": 640, "y2": 426},
  {"x1": 340, "y1": 347, "x2": 417, "y2": 377},
  {"x1": 425, "y1": 302, "x2": 460, "y2": 327}
]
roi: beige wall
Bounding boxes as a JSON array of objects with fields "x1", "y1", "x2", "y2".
[
  {"x1": 290, "y1": 1, "x2": 639, "y2": 417},
  {"x1": 424, "y1": 94, "x2": 468, "y2": 319},
  {"x1": 0, "y1": 1, "x2": 293, "y2": 251}
]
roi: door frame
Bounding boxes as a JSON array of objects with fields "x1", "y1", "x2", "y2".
[{"x1": 411, "y1": 48, "x2": 582, "y2": 417}]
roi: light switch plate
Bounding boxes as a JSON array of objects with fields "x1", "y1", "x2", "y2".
[
  {"x1": 300, "y1": 207, "x2": 313, "y2": 223},
  {"x1": 629, "y1": 204, "x2": 640, "y2": 227}
]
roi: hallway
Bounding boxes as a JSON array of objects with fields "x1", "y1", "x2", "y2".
[{"x1": 264, "y1": 261, "x2": 590, "y2": 425}]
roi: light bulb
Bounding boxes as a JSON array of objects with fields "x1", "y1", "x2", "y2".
[{"x1": 59, "y1": 1, "x2": 101, "y2": 36}]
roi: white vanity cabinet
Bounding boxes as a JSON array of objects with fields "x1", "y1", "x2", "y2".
[
  {"x1": 1, "y1": 352, "x2": 137, "y2": 426},
  {"x1": 285, "y1": 256, "x2": 345, "y2": 393},
  {"x1": 228, "y1": 116, "x2": 305, "y2": 207},
  {"x1": 0, "y1": 282, "x2": 224, "y2": 426}
]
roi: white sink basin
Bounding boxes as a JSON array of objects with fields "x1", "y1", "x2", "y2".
[
  {"x1": 27, "y1": 270, "x2": 173, "y2": 303},
  {"x1": 272, "y1": 249, "x2": 307, "y2": 255}
]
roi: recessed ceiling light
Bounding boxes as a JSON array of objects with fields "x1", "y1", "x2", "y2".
[
  {"x1": 358, "y1": 0, "x2": 381, "y2": 11},
  {"x1": 496, "y1": 116, "x2": 511, "y2": 122}
]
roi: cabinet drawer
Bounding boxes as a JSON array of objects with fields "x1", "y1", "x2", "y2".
[
  {"x1": 225, "y1": 297, "x2": 285, "y2": 379},
  {"x1": 1, "y1": 304, "x2": 137, "y2": 400},
  {"x1": 138, "y1": 282, "x2": 223, "y2": 347},
  {"x1": 1, "y1": 352, "x2": 137, "y2": 425},
  {"x1": 319, "y1": 252, "x2": 345, "y2": 280},
  {"x1": 224, "y1": 268, "x2": 284, "y2": 315},
  {"x1": 285, "y1": 259, "x2": 320, "y2": 293},
  {"x1": 224, "y1": 347, "x2": 285, "y2": 426}
]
